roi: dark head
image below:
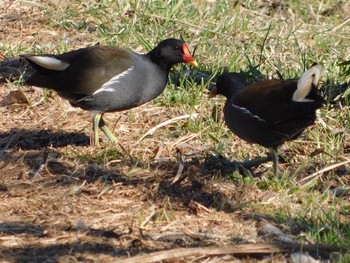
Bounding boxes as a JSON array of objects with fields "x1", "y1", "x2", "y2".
[
  {"x1": 209, "y1": 72, "x2": 248, "y2": 100},
  {"x1": 149, "y1": 38, "x2": 198, "y2": 69}
]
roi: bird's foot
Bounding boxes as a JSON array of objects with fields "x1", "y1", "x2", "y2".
[
  {"x1": 206, "y1": 154, "x2": 273, "y2": 174},
  {"x1": 238, "y1": 155, "x2": 273, "y2": 169}
]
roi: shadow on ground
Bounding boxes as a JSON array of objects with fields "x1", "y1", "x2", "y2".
[{"x1": 0, "y1": 128, "x2": 89, "y2": 150}]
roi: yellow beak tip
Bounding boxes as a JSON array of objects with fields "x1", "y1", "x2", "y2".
[{"x1": 189, "y1": 60, "x2": 198, "y2": 68}]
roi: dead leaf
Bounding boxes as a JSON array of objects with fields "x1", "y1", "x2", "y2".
[{"x1": 0, "y1": 90, "x2": 29, "y2": 106}]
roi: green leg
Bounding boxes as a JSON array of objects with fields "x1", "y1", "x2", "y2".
[
  {"x1": 99, "y1": 115, "x2": 118, "y2": 143},
  {"x1": 270, "y1": 147, "x2": 280, "y2": 177},
  {"x1": 93, "y1": 114, "x2": 118, "y2": 146},
  {"x1": 93, "y1": 114, "x2": 102, "y2": 146}
]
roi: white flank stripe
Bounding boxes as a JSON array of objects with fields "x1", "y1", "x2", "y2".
[
  {"x1": 93, "y1": 66, "x2": 134, "y2": 95},
  {"x1": 232, "y1": 104, "x2": 265, "y2": 122},
  {"x1": 28, "y1": 56, "x2": 70, "y2": 71}
]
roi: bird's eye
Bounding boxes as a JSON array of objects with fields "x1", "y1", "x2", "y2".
[{"x1": 174, "y1": 46, "x2": 180, "y2": 50}]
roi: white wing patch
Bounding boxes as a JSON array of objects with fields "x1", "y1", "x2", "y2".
[
  {"x1": 93, "y1": 66, "x2": 134, "y2": 95},
  {"x1": 27, "y1": 56, "x2": 70, "y2": 71},
  {"x1": 232, "y1": 104, "x2": 265, "y2": 122},
  {"x1": 292, "y1": 64, "x2": 322, "y2": 102}
]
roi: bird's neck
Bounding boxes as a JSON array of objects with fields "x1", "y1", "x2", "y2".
[{"x1": 146, "y1": 50, "x2": 173, "y2": 74}]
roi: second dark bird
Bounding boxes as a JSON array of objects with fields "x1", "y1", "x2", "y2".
[{"x1": 210, "y1": 64, "x2": 325, "y2": 176}]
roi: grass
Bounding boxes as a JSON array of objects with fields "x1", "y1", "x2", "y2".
[{"x1": 0, "y1": 0, "x2": 350, "y2": 262}]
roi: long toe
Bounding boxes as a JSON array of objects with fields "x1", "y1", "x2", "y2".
[
  {"x1": 239, "y1": 154, "x2": 273, "y2": 169},
  {"x1": 99, "y1": 117, "x2": 118, "y2": 143}
]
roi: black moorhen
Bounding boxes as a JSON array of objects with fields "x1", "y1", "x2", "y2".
[
  {"x1": 210, "y1": 64, "x2": 325, "y2": 176},
  {"x1": 21, "y1": 38, "x2": 198, "y2": 146}
]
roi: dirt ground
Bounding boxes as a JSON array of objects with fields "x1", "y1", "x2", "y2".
[
  {"x1": 0, "y1": 1, "x2": 349, "y2": 262},
  {"x1": 0, "y1": 81, "x2": 287, "y2": 262},
  {"x1": 2, "y1": 87, "x2": 346, "y2": 263},
  {"x1": 0, "y1": 85, "x2": 288, "y2": 261}
]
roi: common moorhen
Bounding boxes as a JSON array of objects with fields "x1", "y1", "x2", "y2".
[
  {"x1": 210, "y1": 64, "x2": 325, "y2": 176},
  {"x1": 21, "y1": 38, "x2": 198, "y2": 146}
]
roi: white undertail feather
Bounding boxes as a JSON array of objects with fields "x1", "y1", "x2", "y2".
[
  {"x1": 292, "y1": 64, "x2": 322, "y2": 102},
  {"x1": 27, "y1": 56, "x2": 70, "y2": 71},
  {"x1": 93, "y1": 66, "x2": 134, "y2": 95}
]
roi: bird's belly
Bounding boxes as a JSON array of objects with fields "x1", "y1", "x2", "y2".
[
  {"x1": 224, "y1": 111, "x2": 287, "y2": 149},
  {"x1": 65, "y1": 80, "x2": 166, "y2": 114}
]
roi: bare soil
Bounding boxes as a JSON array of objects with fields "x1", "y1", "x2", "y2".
[{"x1": 0, "y1": 84, "x2": 280, "y2": 262}]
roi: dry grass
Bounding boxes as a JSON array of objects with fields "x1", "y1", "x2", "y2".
[
  {"x1": 0, "y1": 87, "x2": 271, "y2": 261},
  {"x1": 0, "y1": 0, "x2": 350, "y2": 262}
]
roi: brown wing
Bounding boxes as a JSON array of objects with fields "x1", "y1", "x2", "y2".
[
  {"x1": 228, "y1": 79, "x2": 323, "y2": 147},
  {"x1": 232, "y1": 79, "x2": 322, "y2": 124}
]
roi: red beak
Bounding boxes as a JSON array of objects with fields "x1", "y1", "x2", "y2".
[{"x1": 182, "y1": 44, "x2": 198, "y2": 67}]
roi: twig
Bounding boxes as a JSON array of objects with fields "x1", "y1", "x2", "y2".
[
  {"x1": 172, "y1": 150, "x2": 185, "y2": 185},
  {"x1": 137, "y1": 114, "x2": 198, "y2": 143},
  {"x1": 298, "y1": 158, "x2": 350, "y2": 184},
  {"x1": 330, "y1": 18, "x2": 350, "y2": 33},
  {"x1": 118, "y1": 244, "x2": 284, "y2": 263},
  {"x1": 30, "y1": 148, "x2": 49, "y2": 178},
  {"x1": 140, "y1": 206, "x2": 157, "y2": 228},
  {"x1": 170, "y1": 133, "x2": 199, "y2": 149},
  {"x1": 118, "y1": 242, "x2": 344, "y2": 263}
]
